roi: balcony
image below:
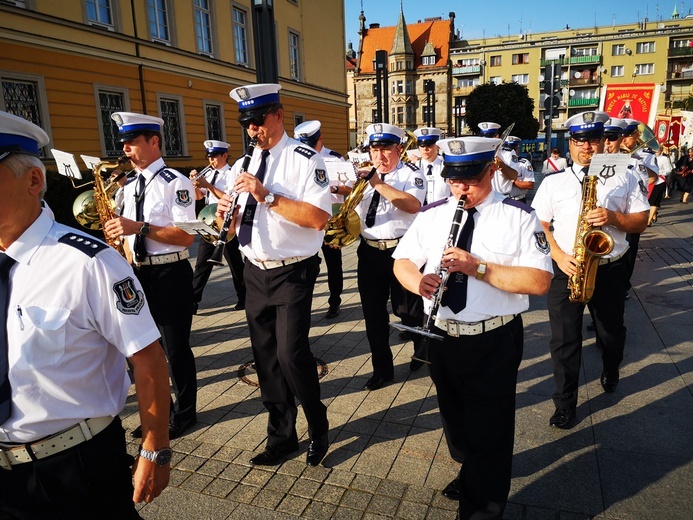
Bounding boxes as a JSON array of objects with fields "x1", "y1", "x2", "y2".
[
  {"x1": 452, "y1": 86, "x2": 476, "y2": 96},
  {"x1": 568, "y1": 98, "x2": 600, "y2": 107},
  {"x1": 570, "y1": 76, "x2": 599, "y2": 86},
  {"x1": 540, "y1": 58, "x2": 569, "y2": 66},
  {"x1": 539, "y1": 79, "x2": 569, "y2": 89},
  {"x1": 668, "y1": 69, "x2": 693, "y2": 80},
  {"x1": 669, "y1": 47, "x2": 693, "y2": 57},
  {"x1": 452, "y1": 65, "x2": 481, "y2": 76},
  {"x1": 569, "y1": 54, "x2": 601, "y2": 64}
]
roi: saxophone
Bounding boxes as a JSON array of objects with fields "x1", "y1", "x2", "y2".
[
  {"x1": 72, "y1": 155, "x2": 131, "y2": 258},
  {"x1": 568, "y1": 175, "x2": 615, "y2": 303}
]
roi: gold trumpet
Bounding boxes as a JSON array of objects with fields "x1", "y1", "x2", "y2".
[{"x1": 621, "y1": 122, "x2": 660, "y2": 155}]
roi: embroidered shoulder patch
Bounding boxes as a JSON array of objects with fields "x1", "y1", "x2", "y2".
[
  {"x1": 176, "y1": 189, "x2": 193, "y2": 207},
  {"x1": 295, "y1": 146, "x2": 316, "y2": 159},
  {"x1": 534, "y1": 231, "x2": 551, "y2": 254},
  {"x1": 638, "y1": 180, "x2": 648, "y2": 196},
  {"x1": 414, "y1": 177, "x2": 425, "y2": 189},
  {"x1": 420, "y1": 198, "x2": 448, "y2": 212},
  {"x1": 502, "y1": 198, "x2": 533, "y2": 213},
  {"x1": 113, "y1": 277, "x2": 145, "y2": 315},
  {"x1": 58, "y1": 233, "x2": 109, "y2": 257},
  {"x1": 314, "y1": 168, "x2": 329, "y2": 188},
  {"x1": 160, "y1": 169, "x2": 178, "y2": 183}
]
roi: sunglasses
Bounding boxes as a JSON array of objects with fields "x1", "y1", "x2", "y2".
[
  {"x1": 238, "y1": 111, "x2": 272, "y2": 129},
  {"x1": 603, "y1": 132, "x2": 621, "y2": 141}
]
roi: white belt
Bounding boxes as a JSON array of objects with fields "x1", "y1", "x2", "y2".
[
  {"x1": 0, "y1": 416, "x2": 113, "y2": 470},
  {"x1": 433, "y1": 314, "x2": 516, "y2": 337},
  {"x1": 363, "y1": 237, "x2": 401, "y2": 250},
  {"x1": 599, "y1": 247, "x2": 629, "y2": 266},
  {"x1": 247, "y1": 255, "x2": 311, "y2": 270},
  {"x1": 136, "y1": 249, "x2": 190, "y2": 266}
]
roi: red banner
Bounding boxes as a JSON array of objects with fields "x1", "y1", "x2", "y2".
[
  {"x1": 654, "y1": 114, "x2": 682, "y2": 147},
  {"x1": 600, "y1": 83, "x2": 660, "y2": 126}
]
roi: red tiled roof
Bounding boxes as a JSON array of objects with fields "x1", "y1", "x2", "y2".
[
  {"x1": 358, "y1": 19, "x2": 451, "y2": 73},
  {"x1": 346, "y1": 56, "x2": 357, "y2": 70}
]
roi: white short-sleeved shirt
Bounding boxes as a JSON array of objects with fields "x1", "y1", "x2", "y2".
[
  {"x1": 121, "y1": 157, "x2": 196, "y2": 255},
  {"x1": 509, "y1": 158, "x2": 536, "y2": 199},
  {"x1": 393, "y1": 193, "x2": 553, "y2": 323},
  {"x1": 492, "y1": 149, "x2": 518, "y2": 195},
  {"x1": 200, "y1": 163, "x2": 232, "y2": 204},
  {"x1": 532, "y1": 163, "x2": 650, "y2": 258},
  {"x1": 355, "y1": 161, "x2": 427, "y2": 240},
  {"x1": 631, "y1": 150, "x2": 663, "y2": 186},
  {"x1": 1, "y1": 210, "x2": 160, "y2": 443},
  {"x1": 418, "y1": 155, "x2": 450, "y2": 203},
  {"x1": 543, "y1": 156, "x2": 568, "y2": 173},
  {"x1": 231, "y1": 132, "x2": 332, "y2": 261},
  {"x1": 320, "y1": 146, "x2": 353, "y2": 204}
]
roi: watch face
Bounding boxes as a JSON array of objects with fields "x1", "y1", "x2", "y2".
[{"x1": 154, "y1": 448, "x2": 172, "y2": 466}]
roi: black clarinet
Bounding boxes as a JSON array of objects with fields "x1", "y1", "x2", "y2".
[
  {"x1": 408, "y1": 197, "x2": 468, "y2": 364},
  {"x1": 208, "y1": 139, "x2": 257, "y2": 266}
]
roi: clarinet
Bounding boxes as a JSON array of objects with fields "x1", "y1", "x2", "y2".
[
  {"x1": 208, "y1": 139, "x2": 257, "y2": 266},
  {"x1": 411, "y1": 197, "x2": 468, "y2": 364}
]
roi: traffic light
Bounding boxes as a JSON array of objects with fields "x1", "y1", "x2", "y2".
[{"x1": 543, "y1": 63, "x2": 561, "y2": 114}]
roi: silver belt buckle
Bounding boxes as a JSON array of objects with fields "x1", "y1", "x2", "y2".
[
  {"x1": 378, "y1": 241, "x2": 387, "y2": 251},
  {"x1": 447, "y1": 320, "x2": 460, "y2": 338}
]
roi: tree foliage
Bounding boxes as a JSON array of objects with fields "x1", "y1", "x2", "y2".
[{"x1": 465, "y1": 82, "x2": 540, "y2": 140}]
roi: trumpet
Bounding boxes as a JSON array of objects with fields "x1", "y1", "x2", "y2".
[
  {"x1": 190, "y1": 165, "x2": 214, "y2": 183},
  {"x1": 208, "y1": 138, "x2": 257, "y2": 265}
]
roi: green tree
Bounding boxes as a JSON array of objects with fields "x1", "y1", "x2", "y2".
[{"x1": 465, "y1": 82, "x2": 540, "y2": 140}]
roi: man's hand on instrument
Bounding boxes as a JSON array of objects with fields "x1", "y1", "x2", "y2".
[
  {"x1": 441, "y1": 247, "x2": 478, "y2": 277},
  {"x1": 104, "y1": 216, "x2": 139, "y2": 239},
  {"x1": 555, "y1": 250, "x2": 578, "y2": 276},
  {"x1": 586, "y1": 207, "x2": 611, "y2": 227},
  {"x1": 234, "y1": 172, "x2": 268, "y2": 202},
  {"x1": 419, "y1": 273, "x2": 442, "y2": 299}
]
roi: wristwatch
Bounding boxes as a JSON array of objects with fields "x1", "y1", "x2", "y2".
[
  {"x1": 264, "y1": 192, "x2": 275, "y2": 207},
  {"x1": 476, "y1": 261, "x2": 487, "y2": 281},
  {"x1": 139, "y1": 222, "x2": 150, "y2": 236},
  {"x1": 139, "y1": 446, "x2": 172, "y2": 466},
  {"x1": 331, "y1": 185, "x2": 339, "y2": 194}
]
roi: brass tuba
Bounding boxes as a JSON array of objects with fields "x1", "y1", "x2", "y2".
[
  {"x1": 323, "y1": 130, "x2": 418, "y2": 247},
  {"x1": 72, "y1": 155, "x2": 131, "y2": 257},
  {"x1": 568, "y1": 175, "x2": 614, "y2": 303}
]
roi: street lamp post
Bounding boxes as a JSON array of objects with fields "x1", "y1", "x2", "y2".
[{"x1": 374, "y1": 50, "x2": 388, "y2": 124}]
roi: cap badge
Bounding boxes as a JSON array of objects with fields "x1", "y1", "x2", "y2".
[
  {"x1": 583, "y1": 112, "x2": 595, "y2": 123},
  {"x1": 374, "y1": 124, "x2": 383, "y2": 133},
  {"x1": 237, "y1": 87, "x2": 250, "y2": 101},
  {"x1": 112, "y1": 113, "x2": 123, "y2": 126},
  {"x1": 448, "y1": 140, "x2": 465, "y2": 154},
  {"x1": 421, "y1": 129, "x2": 429, "y2": 135}
]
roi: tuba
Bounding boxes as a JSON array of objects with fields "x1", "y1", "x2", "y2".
[
  {"x1": 72, "y1": 155, "x2": 131, "y2": 258},
  {"x1": 568, "y1": 175, "x2": 614, "y2": 303},
  {"x1": 323, "y1": 130, "x2": 418, "y2": 247}
]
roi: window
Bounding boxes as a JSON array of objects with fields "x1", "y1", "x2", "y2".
[
  {"x1": 636, "y1": 41, "x2": 655, "y2": 54},
  {"x1": 512, "y1": 53, "x2": 529, "y2": 65},
  {"x1": 612, "y1": 44, "x2": 626, "y2": 56},
  {"x1": 573, "y1": 47, "x2": 597, "y2": 56},
  {"x1": 455, "y1": 58, "x2": 480, "y2": 67},
  {"x1": 405, "y1": 80, "x2": 412, "y2": 94},
  {"x1": 232, "y1": 6, "x2": 249, "y2": 65},
  {"x1": 512, "y1": 74, "x2": 529, "y2": 85},
  {"x1": 158, "y1": 95, "x2": 185, "y2": 156},
  {"x1": 396, "y1": 106, "x2": 404, "y2": 125},
  {"x1": 456, "y1": 78, "x2": 479, "y2": 88},
  {"x1": 203, "y1": 101, "x2": 224, "y2": 141},
  {"x1": 148, "y1": 0, "x2": 169, "y2": 43},
  {"x1": 294, "y1": 114, "x2": 304, "y2": 128},
  {"x1": 289, "y1": 30, "x2": 301, "y2": 81},
  {"x1": 406, "y1": 105, "x2": 413, "y2": 125},
  {"x1": 86, "y1": 0, "x2": 113, "y2": 28},
  {"x1": 391, "y1": 80, "x2": 404, "y2": 95},
  {"x1": 396, "y1": 61, "x2": 404, "y2": 70},
  {"x1": 422, "y1": 55, "x2": 436, "y2": 66},
  {"x1": 490, "y1": 55, "x2": 501, "y2": 67},
  {"x1": 95, "y1": 86, "x2": 128, "y2": 157},
  {"x1": 490, "y1": 76, "x2": 502, "y2": 85},
  {"x1": 1, "y1": 74, "x2": 51, "y2": 157},
  {"x1": 194, "y1": 0, "x2": 213, "y2": 56},
  {"x1": 371, "y1": 83, "x2": 378, "y2": 96},
  {"x1": 672, "y1": 39, "x2": 693, "y2": 48},
  {"x1": 611, "y1": 65, "x2": 624, "y2": 77},
  {"x1": 635, "y1": 63, "x2": 654, "y2": 75}
]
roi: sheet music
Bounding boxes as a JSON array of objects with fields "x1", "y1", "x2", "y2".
[
  {"x1": 325, "y1": 161, "x2": 357, "y2": 183},
  {"x1": 80, "y1": 154, "x2": 102, "y2": 171},
  {"x1": 588, "y1": 153, "x2": 631, "y2": 182},
  {"x1": 174, "y1": 220, "x2": 219, "y2": 238},
  {"x1": 50, "y1": 149, "x2": 83, "y2": 180}
]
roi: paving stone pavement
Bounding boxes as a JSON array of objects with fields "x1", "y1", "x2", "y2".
[{"x1": 125, "y1": 196, "x2": 693, "y2": 520}]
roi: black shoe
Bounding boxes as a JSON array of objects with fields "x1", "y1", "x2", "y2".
[
  {"x1": 234, "y1": 301, "x2": 245, "y2": 311},
  {"x1": 192, "y1": 302, "x2": 199, "y2": 315},
  {"x1": 306, "y1": 434, "x2": 329, "y2": 466},
  {"x1": 325, "y1": 306, "x2": 340, "y2": 319},
  {"x1": 549, "y1": 408, "x2": 576, "y2": 429},
  {"x1": 130, "y1": 425, "x2": 143, "y2": 439},
  {"x1": 409, "y1": 358, "x2": 425, "y2": 372},
  {"x1": 442, "y1": 475, "x2": 462, "y2": 500},
  {"x1": 364, "y1": 374, "x2": 394, "y2": 391},
  {"x1": 250, "y1": 443, "x2": 300, "y2": 466},
  {"x1": 600, "y1": 370, "x2": 619, "y2": 393},
  {"x1": 169, "y1": 418, "x2": 196, "y2": 440},
  {"x1": 586, "y1": 321, "x2": 595, "y2": 332}
]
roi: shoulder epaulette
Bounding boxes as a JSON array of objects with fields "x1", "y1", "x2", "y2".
[
  {"x1": 420, "y1": 198, "x2": 448, "y2": 212},
  {"x1": 58, "y1": 232, "x2": 109, "y2": 257},
  {"x1": 125, "y1": 175, "x2": 137, "y2": 186},
  {"x1": 295, "y1": 146, "x2": 316, "y2": 159},
  {"x1": 160, "y1": 169, "x2": 178, "y2": 183},
  {"x1": 543, "y1": 169, "x2": 565, "y2": 177},
  {"x1": 328, "y1": 150, "x2": 343, "y2": 159},
  {"x1": 502, "y1": 198, "x2": 533, "y2": 213},
  {"x1": 404, "y1": 161, "x2": 419, "y2": 171}
]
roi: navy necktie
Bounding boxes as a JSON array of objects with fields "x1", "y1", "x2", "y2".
[
  {"x1": 133, "y1": 174, "x2": 148, "y2": 263},
  {"x1": 238, "y1": 150, "x2": 270, "y2": 247},
  {"x1": 0, "y1": 254, "x2": 17, "y2": 425},
  {"x1": 441, "y1": 207, "x2": 478, "y2": 314},
  {"x1": 207, "y1": 170, "x2": 219, "y2": 204},
  {"x1": 425, "y1": 164, "x2": 433, "y2": 205},
  {"x1": 365, "y1": 174, "x2": 384, "y2": 228}
]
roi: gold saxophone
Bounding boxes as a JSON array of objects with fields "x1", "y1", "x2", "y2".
[
  {"x1": 323, "y1": 131, "x2": 418, "y2": 248},
  {"x1": 568, "y1": 175, "x2": 614, "y2": 303},
  {"x1": 72, "y1": 155, "x2": 131, "y2": 258}
]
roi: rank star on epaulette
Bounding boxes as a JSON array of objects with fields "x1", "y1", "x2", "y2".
[
  {"x1": 314, "y1": 168, "x2": 329, "y2": 188},
  {"x1": 176, "y1": 189, "x2": 193, "y2": 206},
  {"x1": 113, "y1": 277, "x2": 145, "y2": 315}
]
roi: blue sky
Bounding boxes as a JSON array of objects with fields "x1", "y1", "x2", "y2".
[{"x1": 344, "y1": 0, "x2": 690, "y2": 46}]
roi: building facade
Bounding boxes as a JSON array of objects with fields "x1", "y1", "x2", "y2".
[{"x1": 0, "y1": 0, "x2": 349, "y2": 168}]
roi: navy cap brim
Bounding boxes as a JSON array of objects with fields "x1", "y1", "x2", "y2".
[
  {"x1": 570, "y1": 129, "x2": 603, "y2": 140},
  {"x1": 117, "y1": 129, "x2": 158, "y2": 142},
  {"x1": 441, "y1": 160, "x2": 490, "y2": 179}
]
